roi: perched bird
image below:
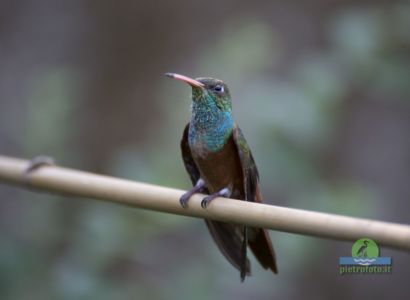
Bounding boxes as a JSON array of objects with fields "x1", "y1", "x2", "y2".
[
  {"x1": 356, "y1": 240, "x2": 369, "y2": 257},
  {"x1": 166, "y1": 73, "x2": 277, "y2": 281}
]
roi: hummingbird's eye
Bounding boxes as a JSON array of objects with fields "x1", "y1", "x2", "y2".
[{"x1": 214, "y1": 85, "x2": 224, "y2": 93}]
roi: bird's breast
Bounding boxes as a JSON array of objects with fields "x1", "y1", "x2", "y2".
[{"x1": 190, "y1": 134, "x2": 244, "y2": 197}]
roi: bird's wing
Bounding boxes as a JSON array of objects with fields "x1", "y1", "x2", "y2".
[
  {"x1": 232, "y1": 124, "x2": 278, "y2": 273},
  {"x1": 181, "y1": 123, "x2": 201, "y2": 186},
  {"x1": 180, "y1": 123, "x2": 251, "y2": 278},
  {"x1": 232, "y1": 124, "x2": 259, "y2": 203}
]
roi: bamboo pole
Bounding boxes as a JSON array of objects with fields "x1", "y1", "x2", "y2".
[{"x1": 0, "y1": 155, "x2": 409, "y2": 251}]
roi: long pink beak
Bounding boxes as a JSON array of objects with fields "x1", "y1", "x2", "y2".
[{"x1": 165, "y1": 73, "x2": 204, "y2": 88}]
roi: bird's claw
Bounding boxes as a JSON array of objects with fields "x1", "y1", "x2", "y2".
[
  {"x1": 179, "y1": 194, "x2": 190, "y2": 208},
  {"x1": 201, "y1": 195, "x2": 217, "y2": 209},
  {"x1": 200, "y1": 187, "x2": 230, "y2": 209},
  {"x1": 23, "y1": 156, "x2": 56, "y2": 182},
  {"x1": 179, "y1": 178, "x2": 206, "y2": 208},
  {"x1": 24, "y1": 156, "x2": 55, "y2": 174}
]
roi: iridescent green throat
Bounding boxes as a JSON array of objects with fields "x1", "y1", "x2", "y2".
[{"x1": 188, "y1": 99, "x2": 234, "y2": 153}]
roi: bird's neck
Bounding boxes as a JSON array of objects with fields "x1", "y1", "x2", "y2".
[{"x1": 188, "y1": 101, "x2": 233, "y2": 153}]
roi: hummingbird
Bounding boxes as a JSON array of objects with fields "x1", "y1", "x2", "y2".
[{"x1": 166, "y1": 73, "x2": 277, "y2": 281}]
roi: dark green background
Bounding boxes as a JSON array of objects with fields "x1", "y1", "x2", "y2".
[{"x1": 0, "y1": 1, "x2": 409, "y2": 299}]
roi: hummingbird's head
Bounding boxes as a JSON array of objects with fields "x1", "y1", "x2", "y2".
[
  {"x1": 166, "y1": 73, "x2": 232, "y2": 112},
  {"x1": 166, "y1": 73, "x2": 234, "y2": 150}
]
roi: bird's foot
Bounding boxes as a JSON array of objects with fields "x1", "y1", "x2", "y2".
[
  {"x1": 23, "y1": 156, "x2": 56, "y2": 181},
  {"x1": 201, "y1": 187, "x2": 230, "y2": 209},
  {"x1": 180, "y1": 178, "x2": 206, "y2": 208}
]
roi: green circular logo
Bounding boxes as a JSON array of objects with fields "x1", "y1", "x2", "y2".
[{"x1": 351, "y1": 238, "x2": 379, "y2": 258}]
